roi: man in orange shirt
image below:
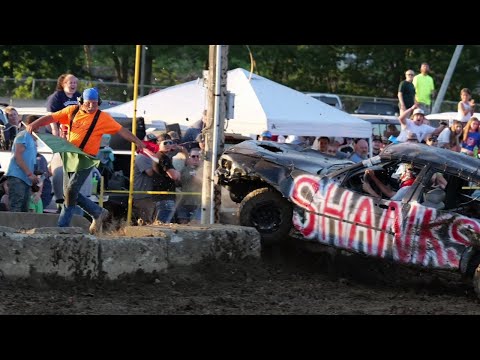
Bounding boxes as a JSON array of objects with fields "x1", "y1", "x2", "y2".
[{"x1": 26, "y1": 88, "x2": 145, "y2": 234}]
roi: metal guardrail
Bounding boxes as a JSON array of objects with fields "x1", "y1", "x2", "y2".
[{"x1": 97, "y1": 176, "x2": 201, "y2": 209}]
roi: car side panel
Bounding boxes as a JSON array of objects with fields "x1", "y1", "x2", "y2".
[{"x1": 289, "y1": 174, "x2": 480, "y2": 270}]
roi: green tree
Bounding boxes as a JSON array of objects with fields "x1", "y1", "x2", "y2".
[{"x1": 0, "y1": 45, "x2": 84, "y2": 98}]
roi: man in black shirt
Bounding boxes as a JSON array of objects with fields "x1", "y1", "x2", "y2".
[{"x1": 398, "y1": 69, "x2": 416, "y2": 113}]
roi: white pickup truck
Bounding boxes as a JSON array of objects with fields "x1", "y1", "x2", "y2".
[{"x1": 304, "y1": 92, "x2": 344, "y2": 111}]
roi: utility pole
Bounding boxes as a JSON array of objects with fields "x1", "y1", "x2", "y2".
[
  {"x1": 201, "y1": 45, "x2": 229, "y2": 224},
  {"x1": 431, "y1": 45, "x2": 463, "y2": 114}
]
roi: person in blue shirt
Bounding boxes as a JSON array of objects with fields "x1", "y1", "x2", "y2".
[
  {"x1": 5, "y1": 130, "x2": 39, "y2": 212},
  {"x1": 348, "y1": 139, "x2": 369, "y2": 163}
]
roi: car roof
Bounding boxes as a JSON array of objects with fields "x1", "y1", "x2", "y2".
[
  {"x1": 359, "y1": 101, "x2": 393, "y2": 105},
  {"x1": 223, "y1": 140, "x2": 353, "y2": 174},
  {"x1": 382, "y1": 142, "x2": 480, "y2": 178}
]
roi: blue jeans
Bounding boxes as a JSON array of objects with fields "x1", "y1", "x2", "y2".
[
  {"x1": 41, "y1": 178, "x2": 53, "y2": 209},
  {"x1": 176, "y1": 205, "x2": 201, "y2": 222},
  {"x1": 58, "y1": 167, "x2": 102, "y2": 227},
  {"x1": 7, "y1": 176, "x2": 30, "y2": 212},
  {"x1": 155, "y1": 199, "x2": 176, "y2": 223}
]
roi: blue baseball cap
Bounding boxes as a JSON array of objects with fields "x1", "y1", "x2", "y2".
[
  {"x1": 261, "y1": 130, "x2": 272, "y2": 138},
  {"x1": 83, "y1": 88, "x2": 99, "y2": 101},
  {"x1": 388, "y1": 135, "x2": 399, "y2": 144}
]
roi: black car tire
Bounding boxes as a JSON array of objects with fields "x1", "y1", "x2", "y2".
[{"x1": 239, "y1": 187, "x2": 292, "y2": 246}]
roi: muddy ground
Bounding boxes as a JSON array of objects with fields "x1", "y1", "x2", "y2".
[{"x1": 1, "y1": 243, "x2": 480, "y2": 315}]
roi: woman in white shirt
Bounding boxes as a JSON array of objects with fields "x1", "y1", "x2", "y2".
[{"x1": 456, "y1": 88, "x2": 475, "y2": 123}]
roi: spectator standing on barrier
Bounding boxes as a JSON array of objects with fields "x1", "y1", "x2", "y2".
[
  {"x1": 456, "y1": 88, "x2": 475, "y2": 123},
  {"x1": 152, "y1": 138, "x2": 181, "y2": 223},
  {"x1": 26, "y1": 87, "x2": 145, "y2": 234},
  {"x1": 5, "y1": 126, "x2": 39, "y2": 212},
  {"x1": 398, "y1": 69, "x2": 416, "y2": 113},
  {"x1": 46, "y1": 74, "x2": 81, "y2": 137},
  {"x1": 413, "y1": 63, "x2": 435, "y2": 115},
  {"x1": 177, "y1": 148, "x2": 203, "y2": 224}
]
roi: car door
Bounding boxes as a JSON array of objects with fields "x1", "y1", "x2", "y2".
[
  {"x1": 400, "y1": 168, "x2": 480, "y2": 270},
  {"x1": 291, "y1": 160, "x2": 406, "y2": 259}
]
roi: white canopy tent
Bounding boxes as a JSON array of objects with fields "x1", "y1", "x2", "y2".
[
  {"x1": 104, "y1": 79, "x2": 207, "y2": 128},
  {"x1": 105, "y1": 68, "x2": 372, "y2": 139}
]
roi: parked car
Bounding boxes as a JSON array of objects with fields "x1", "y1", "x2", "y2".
[
  {"x1": 351, "y1": 114, "x2": 400, "y2": 139},
  {"x1": 305, "y1": 93, "x2": 344, "y2": 111},
  {"x1": 354, "y1": 101, "x2": 399, "y2": 116},
  {"x1": 216, "y1": 140, "x2": 480, "y2": 299}
]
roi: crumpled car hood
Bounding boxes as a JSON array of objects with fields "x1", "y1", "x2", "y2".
[{"x1": 218, "y1": 140, "x2": 353, "y2": 195}]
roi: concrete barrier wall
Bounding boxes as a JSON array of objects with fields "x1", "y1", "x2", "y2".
[
  {"x1": 0, "y1": 212, "x2": 90, "y2": 232},
  {"x1": 0, "y1": 224, "x2": 260, "y2": 281}
]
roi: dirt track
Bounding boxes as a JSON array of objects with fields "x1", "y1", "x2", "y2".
[{"x1": 1, "y1": 244, "x2": 479, "y2": 315}]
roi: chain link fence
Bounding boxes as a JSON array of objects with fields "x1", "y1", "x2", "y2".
[
  {"x1": 0, "y1": 77, "x2": 164, "y2": 103},
  {"x1": 0, "y1": 77, "x2": 459, "y2": 113},
  {"x1": 339, "y1": 94, "x2": 457, "y2": 114}
]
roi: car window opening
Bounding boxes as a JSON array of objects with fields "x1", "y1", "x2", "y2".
[{"x1": 259, "y1": 144, "x2": 284, "y2": 153}]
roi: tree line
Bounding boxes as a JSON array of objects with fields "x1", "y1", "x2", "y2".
[{"x1": 1, "y1": 45, "x2": 478, "y2": 103}]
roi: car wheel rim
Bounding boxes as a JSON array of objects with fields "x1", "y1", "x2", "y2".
[{"x1": 250, "y1": 203, "x2": 282, "y2": 233}]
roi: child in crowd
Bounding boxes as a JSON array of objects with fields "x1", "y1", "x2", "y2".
[{"x1": 461, "y1": 117, "x2": 480, "y2": 156}]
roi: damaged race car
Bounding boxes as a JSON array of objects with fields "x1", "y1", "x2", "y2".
[{"x1": 216, "y1": 140, "x2": 480, "y2": 298}]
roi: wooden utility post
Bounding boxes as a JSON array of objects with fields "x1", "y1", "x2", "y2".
[{"x1": 201, "y1": 45, "x2": 229, "y2": 224}]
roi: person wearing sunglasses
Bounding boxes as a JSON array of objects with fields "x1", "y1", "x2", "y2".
[
  {"x1": 133, "y1": 133, "x2": 161, "y2": 224},
  {"x1": 152, "y1": 136, "x2": 181, "y2": 224},
  {"x1": 398, "y1": 69, "x2": 416, "y2": 113},
  {"x1": 177, "y1": 148, "x2": 203, "y2": 224}
]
